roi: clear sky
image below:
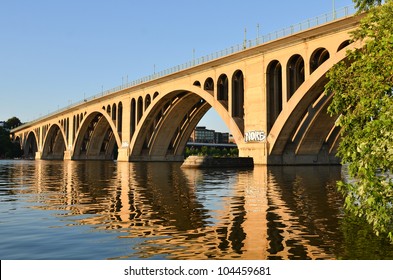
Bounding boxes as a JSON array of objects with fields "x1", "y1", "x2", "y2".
[{"x1": 0, "y1": 0, "x2": 354, "y2": 132}]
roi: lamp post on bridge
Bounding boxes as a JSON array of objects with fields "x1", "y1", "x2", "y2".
[{"x1": 333, "y1": 0, "x2": 336, "y2": 19}]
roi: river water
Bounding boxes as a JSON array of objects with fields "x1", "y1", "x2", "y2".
[{"x1": 0, "y1": 160, "x2": 392, "y2": 260}]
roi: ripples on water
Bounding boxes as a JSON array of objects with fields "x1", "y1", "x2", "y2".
[{"x1": 0, "y1": 160, "x2": 392, "y2": 260}]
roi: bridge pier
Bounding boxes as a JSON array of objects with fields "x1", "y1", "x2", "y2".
[
  {"x1": 64, "y1": 150, "x2": 72, "y2": 160},
  {"x1": 238, "y1": 143, "x2": 268, "y2": 165},
  {"x1": 117, "y1": 147, "x2": 130, "y2": 162},
  {"x1": 35, "y1": 151, "x2": 43, "y2": 160}
]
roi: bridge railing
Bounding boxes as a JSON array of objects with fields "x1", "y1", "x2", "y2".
[
  {"x1": 21, "y1": 5, "x2": 355, "y2": 128},
  {"x1": 119, "y1": 5, "x2": 355, "y2": 88},
  {"x1": 117, "y1": 5, "x2": 356, "y2": 89}
]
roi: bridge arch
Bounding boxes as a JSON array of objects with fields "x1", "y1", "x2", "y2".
[
  {"x1": 267, "y1": 45, "x2": 352, "y2": 164},
  {"x1": 42, "y1": 124, "x2": 67, "y2": 160},
  {"x1": 23, "y1": 131, "x2": 38, "y2": 159},
  {"x1": 137, "y1": 96, "x2": 143, "y2": 123},
  {"x1": 310, "y1": 48, "x2": 330, "y2": 74},
  {"x1": 232, "y1": 70, "x2": 244, "y2": 118},
  {"x1": 145, "y1": 94, "x2": 151, "y2": 110},
  {"x1": 129, "y1": 84, "x2": 243, "y2": 161},
  {"x1": 338, "y1": 40, "x2": 351, "y2": 52},
  {"x1": 204, "y1": 77, "x2": 214, "y2": 94},
  {"x1": 130, "y1": 98, "x2": 136, "y2": 139},
  {"x1": 287, "y1": 54, "x2": 305, "y2": 100},
  {"x1": 73, "y1": 111, "x2": 121, "y2": 160},
  {"x1": 112, "y1": 103, "x2": 117, "y2": 122},
  {"x1": 217, "y1": 74, "x2": 229, "y2": 109},
  {"x1": 267, "y1": 60, "x2": 283, "y2": 133},
  {"x1": 117, "y1": 101, "x2": 123, "y2": 137}
]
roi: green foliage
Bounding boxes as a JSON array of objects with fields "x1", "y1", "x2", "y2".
[
  {"x1": 5, "y1": 116, "x2": 22, "y2": 129},
  {"x1": 184, "y1": 146, "x2": 238, "y2": 157},
  {"x1": 0, "y1": 127, "x2": 22, "y2": 159},
  {"x1": 326, "y1": 1, "x2": 393, "y2": 241},
  {"x1": 353, "y1": 0, "x2": 383, "y2": 12},
  {"x1": 338, "y1": 214, "x2": 393, "y2": 259}
]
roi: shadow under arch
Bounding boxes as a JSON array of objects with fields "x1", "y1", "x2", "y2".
[
  {"x1": 42, "y1": 124, "x2": 67, "y2": 160},
  {"x1": 73, "y1": 111, "x2": 121, "y2": 160},
  {"x1": 129, "y1": 85, "x2": 244, "y2": 161},
  {"x1": 24, "y1": 130, "x2": 39, "y2": 159}
]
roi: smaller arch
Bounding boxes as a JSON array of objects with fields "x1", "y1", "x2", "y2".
[
  {"x1": 137, "y1": 96, "x2": 143, "y2": 123},
  {"x1": 118, "y1": 102, "x2": 123, "y2": 135},
  {"x1": 112, "y1": 103, "x2": 117, "y2": 122},
  {"x1": 204, "y1": 77, "x2": 214, "y2": 93},
  {"x1": 337, "y1": 40, "x2": 351, "y2": 52},
  {"x1": 130, "y1": 98, "x2": 136, "y2": 138},
  {"x1": 267, "y1": 60, "x2": 283, "y2": 132},
  {"x1": 287, "y1": 54, "x2": 305, "y2": 100},
  {"x1": 65, "y1": 118, "x2": 69, "y2": 141},
  {"x1": 310, "y1": 48, "x2": 330, "y2": 74},
  {"x1": 153, "y1": 92, "x2": 159, "y2": 99},
  {"x1": 145, "y1": 94, "x2": 151, "y2": 110},
  {"x1": 107, "y1": 105, "x2": 111, "y2": 115},
  {"x1": 232, "y1": 70, "x2": 244, "y2": 118},
  {"x1": 73, "y1": 115, "x2": 76, "y2": 136},
  {"x1": 193, "y1": 81, "x2": 201, "y2": 87},
  {"x1": 76, "y1": 114, "x2": 80, "y2": 130},
  {"x1": 217, "y1": 74, "x2": 229, "y2": 109}
]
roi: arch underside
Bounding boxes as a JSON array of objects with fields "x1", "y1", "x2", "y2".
[
  {"x1": 267, "y1": 59, "x2": 344, "y2": 165},
  {"x1": 42, "y1": 125, "x2": 66, "y2": 160},
  {"x1": 131, "y1": 91, "x2": 213, "y2": 161},
  {"x1": 24, "y1": 131, "x2": 38, "y2": 159},
  {"x1": 73, "y1": 112, "x2": 119, "y2": 160}
]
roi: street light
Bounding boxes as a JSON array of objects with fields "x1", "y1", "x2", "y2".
[{"x1": 333, "y1": 0, "x2": 336, "y2": 19}]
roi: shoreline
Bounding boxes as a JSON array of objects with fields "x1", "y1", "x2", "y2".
[{"x1": 181, "y1": 155, "x2": 254, "y2": 169}]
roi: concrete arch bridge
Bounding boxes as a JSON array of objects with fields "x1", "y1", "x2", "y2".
[{"x1": 11, "y1": 13, "x2": 362, "y2": 165}]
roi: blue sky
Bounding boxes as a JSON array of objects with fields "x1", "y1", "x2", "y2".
[{"x1": 0, "y1": 0, "x2": 354, "y2": 132}]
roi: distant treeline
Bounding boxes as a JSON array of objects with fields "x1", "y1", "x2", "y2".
[
  {"x1": 0, "y1": 117, "x2": 23, "y2": 159},
  {"x1": 185, "y1": 146, "x2": 238, "y2": 157}
]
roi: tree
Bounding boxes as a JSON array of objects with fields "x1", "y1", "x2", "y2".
[
  {"x1": 353, "y1": 0, "x2": 383, "y2": 11},
  {"x1": 5, "y1": 116, "x2": 22, "y2": 130},
  {"x1": 326, "y1": 0, "x2": 393, "y2": 241}
]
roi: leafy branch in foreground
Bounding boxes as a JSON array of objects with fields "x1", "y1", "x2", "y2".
[{"x1": 326, "y1": 0, "x2": 393, "y2": 241}]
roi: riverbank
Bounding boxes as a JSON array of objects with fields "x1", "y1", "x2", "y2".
[{"x1": 181, "y1": 155, "x2": 254, "y2": 169}]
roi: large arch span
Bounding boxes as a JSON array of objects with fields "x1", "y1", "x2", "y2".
[
  {"x1": 266, "y1": 44, "x2": 356, "y2": 165},
  {"x1": 42, "y1": 124, "x2": 67, "y2": 160},
  {"x1": 129, "y1": 82, "x2": 245, "y2": 161},
  {"x1": 72, "y1": 111, "x2": 122, "y2": 160}
]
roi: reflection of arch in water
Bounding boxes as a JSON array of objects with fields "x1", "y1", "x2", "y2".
[
  {"x1": 56, "y1": 162, "x2": 270, "y2": 259},
  {"x1": 22, "y1": 159, "x2": 343, "y2": 259},
  {"x1": 266, "y1": 166, "x2": 342, "y2": 259}
]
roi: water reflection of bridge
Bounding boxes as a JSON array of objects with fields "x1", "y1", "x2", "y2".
[{"x1": 22, "y1": 161, "x2": 342, "y2": 259}]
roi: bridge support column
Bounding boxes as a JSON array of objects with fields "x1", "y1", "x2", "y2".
[
  {"x1": 64, "y1": 150, "x2": 72, "y2": 160},
  {"x1": 238, "y1": 143, "x2": 268, "y2": 165},
  {"x1": 117, "y1": 146, "x2": 130, "y2": 162},
  {"x1": 35, "y1": 151, "x2": 42, "y2": 160}
]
